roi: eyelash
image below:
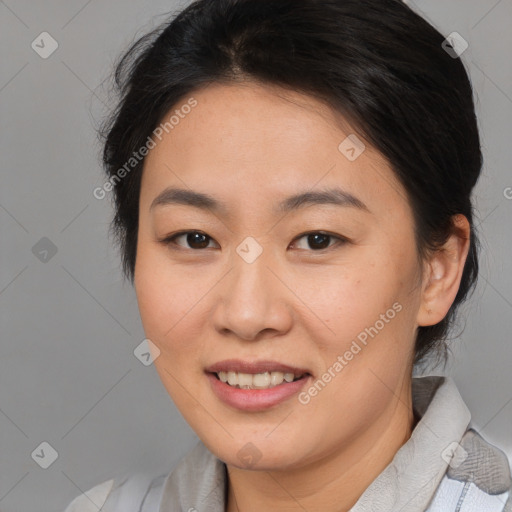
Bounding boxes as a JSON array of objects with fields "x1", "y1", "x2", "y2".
[{"x1": 159, "y1": 230, "x2": 349, "y2": 253}]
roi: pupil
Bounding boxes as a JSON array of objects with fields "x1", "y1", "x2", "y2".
[
  {"x1": 309, "y1": 233, "x2": 329, "y2": 250},
  {"x1": 188, "y1": 232, "x2": 209, "y2": 249}
]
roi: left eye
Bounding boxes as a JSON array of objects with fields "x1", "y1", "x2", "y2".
[
  {"x1": 291, "y1": 231, "x2": 346, "y2": 251},
  {"x1": 160, "y1": 230, "x2": 347, "y2": 251}
]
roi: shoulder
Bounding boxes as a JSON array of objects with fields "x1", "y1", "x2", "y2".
[
  {"x1": 158, "y1": 441, "x2": 227, "y2": 510},
  {"x1": 62, "y1": 472, "x2": 167, "y2": 512},
  {"x1": 61, "y1": 443, "x2": 221, "y2": 512},
  {"x1": 63, "y1": 478, "x2": 114, "y2": 512},
  {"x1": 427, "y1": 428, "x2": 512, "y2": 512}
]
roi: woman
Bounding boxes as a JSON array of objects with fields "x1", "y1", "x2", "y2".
[{"x1": 64, "y1": 0, "x2": 512, "y2": 510}]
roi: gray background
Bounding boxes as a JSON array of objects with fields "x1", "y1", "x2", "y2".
[{"x1": 1, "y1": 1, "x2": 511, "y2": 511}]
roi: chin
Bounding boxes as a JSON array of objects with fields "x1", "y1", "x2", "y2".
[{"x1": 203, "y1": 431, "x2": 310, "y2": 471}]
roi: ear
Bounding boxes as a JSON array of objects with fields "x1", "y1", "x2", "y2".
[{"x1": 416, "y1": 214, "x2": 471, "y2": 327}]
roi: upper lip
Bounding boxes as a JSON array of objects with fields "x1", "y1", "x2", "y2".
[{"x1": 205, "y1": 359, "x2": 311, "y2": 376}]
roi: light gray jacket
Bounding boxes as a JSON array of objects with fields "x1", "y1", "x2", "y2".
[{"x1": 64, "y1": 376, "x2": 512, "y2": 511}]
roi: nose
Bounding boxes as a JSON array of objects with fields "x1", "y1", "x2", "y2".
[{"x1": 212, "y1": 242, "x2": 293, "y2": 342}]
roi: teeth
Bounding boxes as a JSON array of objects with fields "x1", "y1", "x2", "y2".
[
  {"x1": 238, "y1": 373, "x2": 253, "y2": 389},
  {"x1": 216, "y1": 371, "x2": 305, "y2": 389},
  {"x1": 252, "y1": 372, "x2": 271, "y2": 388},
  {"x1": 270, "y1": 371, "x2": 284, "y2": 387}
]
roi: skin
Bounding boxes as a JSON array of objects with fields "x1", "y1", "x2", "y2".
[{"x1": 134, "y1": 81, "x2": 470, "y2": 511}]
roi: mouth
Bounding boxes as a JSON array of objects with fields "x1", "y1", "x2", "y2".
[
  {"x1": 205, "y1": 359, "x2": 312, "y2": 387},
  {"x1": 204, "y1": 359, "x2": 312, "y2": 410},
  {"x1": 211, "y1": 370, "x2": 309, "y2": 389}
]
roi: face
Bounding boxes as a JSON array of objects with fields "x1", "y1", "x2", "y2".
[{"x1": 134, "y1": 81, "x2": 425, "y2": 471}]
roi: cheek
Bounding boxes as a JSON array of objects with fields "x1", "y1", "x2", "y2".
[
  {"x1": 312, "y1": 247, "x2": 419, "y2": 374},
  {"x1": 309, "y1": 259, "x2": 402, "y2": 343},
  {"x1": 135, "y1": 261, "x2": 205, "y2": 410},
  {"x1": 134, "y1": 246, "x2": 196, "y2": 352}
]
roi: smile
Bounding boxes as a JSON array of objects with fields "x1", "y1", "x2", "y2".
[
  {"x1": 215, "y1": 370, "x2": 306, "y2": 389},
  {"x1": 205, "y1": 360, "x2": 312, "y2": 411}
]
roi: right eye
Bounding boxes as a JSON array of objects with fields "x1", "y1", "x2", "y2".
[{"x1": 159, "y1": 230, "x2": 219, "y2": 250}]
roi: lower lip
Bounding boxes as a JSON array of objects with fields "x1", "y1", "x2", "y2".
[{"x1": 206, "y1": 372, "x2": 311, "y2": 411}]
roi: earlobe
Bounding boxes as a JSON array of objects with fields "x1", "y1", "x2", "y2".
[{"x1": 416, "y1": 214, "x2": 471, "y2": 327}]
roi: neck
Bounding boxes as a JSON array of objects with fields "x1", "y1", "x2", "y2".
[{"x1": 225, "y1": 378, "x2": 416, "y2": 512}]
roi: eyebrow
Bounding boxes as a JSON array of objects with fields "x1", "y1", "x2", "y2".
[{"x1": 150, "y1": 186, "x2": 371, "y2": 215}]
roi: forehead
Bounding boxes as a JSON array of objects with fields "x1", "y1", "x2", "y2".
[{"x1": 140, "y1": 82, "x2": 408, "y2": 217}]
